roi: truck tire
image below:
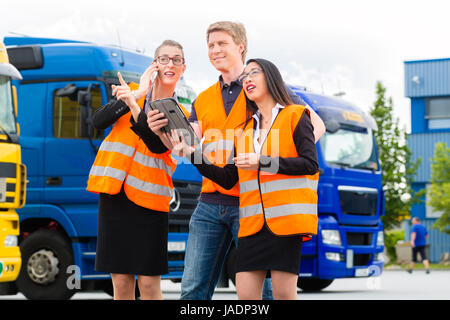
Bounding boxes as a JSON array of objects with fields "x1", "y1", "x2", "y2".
[
  {"x1": 16, "y1": 229, "x2": 75, "y2": 300},
  {"x1": 297, "y1": 278, "x2": 334, "y2": 292}
]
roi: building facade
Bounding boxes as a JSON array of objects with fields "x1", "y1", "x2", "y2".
[{"x1": 404, "y1": 58, "x2": 450, "y2": 263}]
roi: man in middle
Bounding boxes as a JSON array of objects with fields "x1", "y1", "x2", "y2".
[{"x1": 147, "y1": 21, "x2": 321, "y2": 300}]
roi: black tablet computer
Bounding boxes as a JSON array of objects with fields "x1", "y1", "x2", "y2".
[{"x1": 148, "y1": 98, "x2": 200, "y2": 146}]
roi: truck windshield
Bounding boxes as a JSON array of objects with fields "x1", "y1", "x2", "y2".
[
  {"x1": 320, "y1": 126, "x2": 379, "y2": 171},
  {"x1": 0, "y1": 75, "x2": 17, "y2": 137}
]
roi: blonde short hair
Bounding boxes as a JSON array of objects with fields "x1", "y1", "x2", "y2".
[
  {"x1": 207, "y1": 21, "x2": 247, "y2": 62},
  {"x1": 154, "y1": 39, "x2": 184, "y2": 58}
]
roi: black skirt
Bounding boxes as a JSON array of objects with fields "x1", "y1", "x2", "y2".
[
  {"x1": 236, "y1": 224, "x2": 303, "y2": 276},
  {"x1": 95, "y1": 187, "x2": 169, "y2": 276}
]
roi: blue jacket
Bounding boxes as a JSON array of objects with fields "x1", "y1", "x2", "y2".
[{"x1": 412, "y1": 224, "x2": 428, "y2": 247}]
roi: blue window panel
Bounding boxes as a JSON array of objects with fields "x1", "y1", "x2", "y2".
[
  {"x1": 428, "y1": 118, "x2": 450, "y2": 130},
  {"x1": 407, "y1": 132, "x2": 450, "y2": 182}
]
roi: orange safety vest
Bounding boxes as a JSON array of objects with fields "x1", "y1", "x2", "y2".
[
  {"x1": 194, "y1": 82, "x2": 248, "y2": 197},
  {"x1": 235, "y1": 105, "x2": 319, "y2": 238},
  {"x1": 87, "y1": 82, "x2": 184, "y2": 212}
]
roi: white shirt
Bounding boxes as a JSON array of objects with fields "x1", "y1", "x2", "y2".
[{"x1": 252, "y1": 103, "x2": 285, "y2": 154}]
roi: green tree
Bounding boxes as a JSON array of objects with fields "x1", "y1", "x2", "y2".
[
  {"x1": 428, "y1": 142, "x2": 450, "y2": 234},
  {"x1": 370, "y1": 81, "x2": 423, "y2": 230}
]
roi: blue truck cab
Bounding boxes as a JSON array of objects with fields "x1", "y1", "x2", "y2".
[
  {"x1": 291, "y1": 87, "x2": 385, "y2": 290},
  {"x1": 5, "y1": 36, "x2": 201, "y2": 299}
]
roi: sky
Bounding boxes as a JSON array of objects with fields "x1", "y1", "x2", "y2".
[{"x1": 2, "y1": 0, "x2": 450, "y2": 132}]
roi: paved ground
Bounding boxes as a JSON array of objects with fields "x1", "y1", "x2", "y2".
[
  {"x1": 1, "y1": 270, "x2": 449, "y2": 300},
  {"x1": 161, "y1": 270, "x2": 450, "y2": 300}
]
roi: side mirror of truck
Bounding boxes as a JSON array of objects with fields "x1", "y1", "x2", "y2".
[
  {"x1": 325, "y1": 120, "x2": 340, "y2": 133},
  {"x1": 56, "y1": 83, "x2": 78, "y2": 101},
  {"x1": 77, "y1": 89, "x2": 94, "y2": 138},
  {"x1": 12, "y1": 85, "x2": 20, "y2": 136}
]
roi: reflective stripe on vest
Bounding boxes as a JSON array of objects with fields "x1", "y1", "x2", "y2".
[
  {"x1": 203, "y1": 140, "x2": 235, "y2": 156},
  {"x1": 239, "y1": 203, "x2": 317, "y2": 220},
  {"x1": 133, "y1": 151, "x2": 174, "y2": 177},
  {"x1": 239, "y1": 203, "x2": 262, "y2": 219},
  {"x1": 203, "y1": 139, "x2": 235, "y2": 152},
  {"x1": 264, "y1": 203, "x2": 317, "y2": 218},
  {"x1": 99, "y1": 141, "x2": 136, "y2": 158},
  {"x1": 125, "y1": 175, "x2": 172, "y2": 198},
  {"x1": 239, "y1": 177, "x2": 319, "y2": 195},
  {"x1": 89, "y1": 166, "x2": 127, "y2": 181},
  {"x1": 202, "y1": 139, "x2": 235, "y2": 164}
]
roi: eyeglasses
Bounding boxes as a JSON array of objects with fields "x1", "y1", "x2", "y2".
[
  {"x1": 156, "y1": 55, "x2": 185, "y2": 66},
  {"x1": 238, "y1": 68, "x2": 262, "y2": 83}
]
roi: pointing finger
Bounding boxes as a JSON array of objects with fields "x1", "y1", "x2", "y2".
[{"x1": 117, "y1": 72, "x2": 127, "y2": 86}]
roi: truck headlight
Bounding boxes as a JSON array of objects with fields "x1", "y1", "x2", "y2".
[
  {"x1": 321, "y1": 229, "x2": 342, "y2": 245},
  {"x1": 325, "y1": 252, "x2": 343, "y2": 261},
  {"x1": 375, "y1": 252, "x2": 385, "y2": 262},
  {"x1": 377, "y1": 231, "x2": 384, "y2": 246},
  {"x1": 4, "y1": 235, "x2": 18, "y2": 247}
]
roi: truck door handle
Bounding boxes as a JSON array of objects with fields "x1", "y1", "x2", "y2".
[{"x1": 46, "y1": 177, "x2": 62, "y2": 186}]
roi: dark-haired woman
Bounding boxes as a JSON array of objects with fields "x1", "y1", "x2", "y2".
[{"x1": 170, "y1": 58, "x2": 323, "y2": 300}]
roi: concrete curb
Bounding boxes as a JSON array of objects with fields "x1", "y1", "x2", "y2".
[{"x1": 383, "y1": 268, "x2": 450, "y2": 271}]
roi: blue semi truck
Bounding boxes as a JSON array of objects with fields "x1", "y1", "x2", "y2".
[
  {"x1": 289, "y1": 87, "x2": 385, "y2": 289},
  {"x1": 3, "y1": 36, "x2": 384, "y2": 299}
]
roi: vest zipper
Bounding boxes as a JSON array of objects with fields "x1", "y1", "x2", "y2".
[{"x1": 255, "y1": 109, "x2": 282, "y2": 232}]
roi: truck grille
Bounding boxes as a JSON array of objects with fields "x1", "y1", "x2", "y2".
[
  {"x1": 354, "y1": 254, "x2": 372, "y2": 266},
  {"x1": 19, "y1": 164, "x2": 26, "y2": 207},
  {"x1": 347, "y1": 232, "x2": 373, "y2": 246},
  {"x1": 168, "y1": 181, "x2": 201, "y2": 233},
  {"x1": 338, "y1": 186, "x2": 378, "y2": 216},
  {"x1": 168, "y1": 252, "x2": 185, "y2": 261},
  {"x1": 0, "y1": 162, "x2": 25, "y2": 207}
]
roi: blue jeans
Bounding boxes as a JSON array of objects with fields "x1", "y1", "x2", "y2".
[{"x1": 180, "y1": 201, "x2": 273, "y2": 300}]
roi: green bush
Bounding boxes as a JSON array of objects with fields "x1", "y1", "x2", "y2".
[{"x1": 384, "y1": 229, "x2": 405, "y2": 262}]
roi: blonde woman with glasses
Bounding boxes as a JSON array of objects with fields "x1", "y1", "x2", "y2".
[{"x1": 87, "y1": 40, "x2": 188, "y2": 300}]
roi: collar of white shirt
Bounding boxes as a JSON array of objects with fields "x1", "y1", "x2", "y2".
[
  {"x1": 252, "y1": 103, "x2": 285, "y2": 153},
  {"x1": 252, "y1": 103, "x2": 285, "y2": 127}
]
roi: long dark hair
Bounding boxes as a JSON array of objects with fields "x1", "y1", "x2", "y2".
[{"x1": 239, "y1": 58, "x2": 293, "y2": 129}]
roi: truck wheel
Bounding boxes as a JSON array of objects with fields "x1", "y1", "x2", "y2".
[
  {"x1": 297, "y1": 278, "x2": 334, "y2": 292},
  {"x1": 225, "y1": 245, "x2": 237, "y2": 286},
  {"x1": 16, "y1": 229, "x2": 75, "y2": 300}
]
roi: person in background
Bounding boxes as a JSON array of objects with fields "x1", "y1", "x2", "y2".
[
  {"x1": 408, "y1": 217, "x2": 430, "y2": 274},
  {"x1": 87, "y1": 40, "x2": 187, "y2": 299},
  {"x1": 170, "y1": 58, "x2": 321, "y2": 299}
]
